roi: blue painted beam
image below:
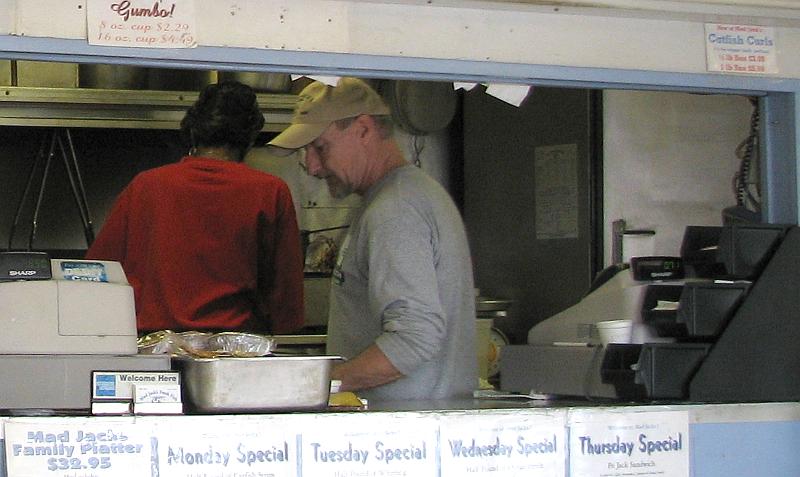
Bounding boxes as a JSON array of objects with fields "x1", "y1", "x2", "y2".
[{"x1": 1, "y1": 35, "x2": 799, "y2": 94}]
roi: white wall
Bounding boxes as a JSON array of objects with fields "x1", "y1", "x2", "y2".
[
  {"x1": 9, "y1": 0, "x2": 800, "y2": 81},
  {"x1": 603, "y1": 90, "x2": 754, "y2": 264},
  {"x1": 487, "y1": 0, "x2": 798, "y2": 9}
]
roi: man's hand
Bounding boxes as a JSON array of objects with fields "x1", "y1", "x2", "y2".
[{"x1": 331, "y1": 344, "x2": 404, "y2": 392}]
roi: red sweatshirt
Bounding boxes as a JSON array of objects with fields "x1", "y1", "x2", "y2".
[{"x1": 86, "y1": 156, "x2": 304, "y2": 334}]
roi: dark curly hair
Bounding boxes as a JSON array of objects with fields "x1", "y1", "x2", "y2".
[{"x1": 180, "y1": 80, "x2": 265, "y2": 161}]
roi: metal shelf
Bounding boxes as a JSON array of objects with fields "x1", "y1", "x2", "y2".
[{"x1": 0, "y1": 86, "x2": 297, "y2": 131}]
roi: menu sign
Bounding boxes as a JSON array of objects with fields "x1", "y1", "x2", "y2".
[
  {"x1": 300, "y1": 414, "x2": 438, "y2": 477},
  {"x1": 87, "y1": 0, "x2": 198, "y2": 48},
  {"x1": 439, "y1": 411, "x2": 566, "y2": 476},
  {"x1": 705, "y1": 23, "x2": 777, "y2": 75},
  {"x1": 569, "y1": 409, "x2": 689, "y2": 477},
  {"x1": 154, "y1": 417, "x2": 297, "y2": 476},
  {"x1": 4, "y1": 418, "x2": 152, "y2": 477},
  {"x1": 5, "y1": 416, "x2": 300, "y2": 477}
]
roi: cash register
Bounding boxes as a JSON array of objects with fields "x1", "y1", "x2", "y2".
[
  {"x1": 499, "y1": 257, "x2": 683, "y2": 399},
  {"x1": 0, "y1": 252, "x2": 170, "y2": 412},
  {"x1": 500, "y1": 223, "x2": 800, "y2": 403}
]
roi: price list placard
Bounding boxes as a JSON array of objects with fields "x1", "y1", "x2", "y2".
[
  {"x1": 4, "y1": 417, "x2": 153, "y2": 477},
  {"x1": 299, "y1": 413, "x2": 439, "y2": 477},
  {"x1": 569, "y1": 409, "x2": 689, "y2": 477},
  {"x1": 705, "y1": 23, "x2": 777, "y2": 75},
  {"x1": 439, "y1": 410, "x2": 567, "y2": 476},
  {"x1": 87, "y1": 0, "x2": 198, "y2": 48},
  {"x1": 152, "y1": 415, "x2": 299, "y2": 477}
]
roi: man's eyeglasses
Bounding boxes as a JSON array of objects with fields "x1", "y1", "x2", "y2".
[{"x1": 297, "y1": 148, "x2": 308, "y2": 172}]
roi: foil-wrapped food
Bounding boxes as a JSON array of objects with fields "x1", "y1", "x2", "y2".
[{"x1": 138, "y1": 330, "x2": 275, "y2": 358}]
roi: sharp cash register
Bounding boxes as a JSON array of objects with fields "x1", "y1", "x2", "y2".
[
  {"x1": 0, "y1": 252, "x2": 170, "y2": 412},
  {"x1": 500, "y1": 223, "x2": 800, "y2": 403}
]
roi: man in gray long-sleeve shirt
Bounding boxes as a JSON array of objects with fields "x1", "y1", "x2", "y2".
[{"x1": 268, "y1": 77, "x2": 476, "y2": 401}]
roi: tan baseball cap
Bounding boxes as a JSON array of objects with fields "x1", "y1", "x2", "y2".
[{"x1": 267, "y1": 77, "x2": 390, "y2": 153}]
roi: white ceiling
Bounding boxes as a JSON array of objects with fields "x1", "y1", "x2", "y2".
[
  {"x1": 388, "y1": 0, "x2": 800, "y2": 18},
  {"x1": 466, "y1": 0, "x2": 799, "y2": 8}
]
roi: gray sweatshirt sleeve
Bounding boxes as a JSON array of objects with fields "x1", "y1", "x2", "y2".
[{"x1": 363, "y1": 203, "x2": 446, "y2": 376}]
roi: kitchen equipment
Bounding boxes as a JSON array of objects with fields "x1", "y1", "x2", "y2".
[
  {"x1": 176, "y1": 355, "x2": 340, "y2": 412},
  {"x1": 476, "y1": 295, "x2": 519, "y2": 344},
  {"x1": 0, "y1": 257, "x2": 137, "y2": 354},
  {"x1": 502, "y1": 223, "x2": 800, "y2": 403},
  {"x1": 8, "y1": 128, "x2": 95, "y2": 250},
  {"x1": 217, "y1": 71, "x2": 291, "y2": 93},
  {"x1": 689, "y1": 225, "x2": 800, "y2": 402},
  {"x1": 634, "y1": 342, "x2": 712, "y2": 399},
  {"x1": 500, "y1": 262, "x2": 677, "y2": 399},
  {"x1": 79, "y1": 64, "x2": 148, "y2": 90},
  {"x1": 475, "y1": 317, "x2": 493, "y2": 381},
  {"x1": 0, "y1": 60, "x2": 10, "y2": 86},
  {"x1": 0, "y1": 250, "x2": 51, "y2": 280},
  {"x1": 147, "y1": 68, "x2": 216, "y2": 91},
  {"x1": 304, "y1": 274, "x2": 332, "y2": 329},
  {"x1": 487, "y1": 327, "x2": 509, "y2": 378},
  {"x1": 0, "y1": 354, "x2": 171, "y2": 412},
  {"x1": 381, "y1": 79, "x2": 457, "y2": 135},
  {"x1": 15, "y1": 60, "x2": 78, "y2": 87},
  {"x1": 305, "y1": 236, "x2": 338, "y2": 274},
  {"x1": 595, "y1": 319, "x2": 633, "y2": 345},
  {"x1": 476, "y1": 297, "x2": 514, "y2": 314},
  {"x1": 300, "y1": 225, "x2": 349, "y2": 261},
  {"x1": 475, "y1": 296, "x2": 512, "y2": 381},
  {"x1": 0, "y1": 253, "x2": 171, "y2": 410},
  {"x1": 630, "y1": 256, "x2": 684, "y2": 281}
]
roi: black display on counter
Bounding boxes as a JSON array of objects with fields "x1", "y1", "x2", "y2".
[
  {"x1": 631, "y1": 256, "x2": 684, "y2": 281},
  {"x1": 0, "y1": 251, "x2": 51, "y2": 281}
]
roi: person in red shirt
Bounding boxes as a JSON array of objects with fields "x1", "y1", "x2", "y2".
[{"x1": 86, "y1": 81, "x2": 304, "y2": 334}]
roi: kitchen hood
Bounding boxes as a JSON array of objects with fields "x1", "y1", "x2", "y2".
[{"x1": 0, "y1": 86, "x2": 297, "y2": 131}]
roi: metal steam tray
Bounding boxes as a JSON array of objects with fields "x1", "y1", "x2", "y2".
[{"x1": 174, "y1": 355, "x2": 340, "y2": 413}]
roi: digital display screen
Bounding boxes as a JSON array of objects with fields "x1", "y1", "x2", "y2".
[
  {"x1": 0, "y1": 252, "x2": 52, "y2": 280},
  {"x1": 8, "y1": 255, "x2": 48, "y2": 269},
  {"x1": 631, "y1": 256, "x2": 684, "y2": 281}
]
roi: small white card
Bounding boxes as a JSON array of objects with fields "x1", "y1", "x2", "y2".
[
  {"x1": 134, "y1": 384, "x2": 181, "y2": 404},
  {"x1": 91, "y1": 401, "x2": 132, "y2": 415},
  {"x1": 133, "y1": 384, "x2": 183, "y2": 414}
]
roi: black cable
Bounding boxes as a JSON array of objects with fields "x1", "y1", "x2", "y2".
[{"x1": 735, "y1": 97, "x2": 760, "y2": 211}]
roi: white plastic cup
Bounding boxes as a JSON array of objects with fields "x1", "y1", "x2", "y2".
[{"x1": 595, "y1": 319, "x2": 633, "y2": 345}]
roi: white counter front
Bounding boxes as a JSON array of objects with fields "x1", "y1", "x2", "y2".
[{"x1": 1, "y1": 401, "x2": 798, "y2": 477}]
